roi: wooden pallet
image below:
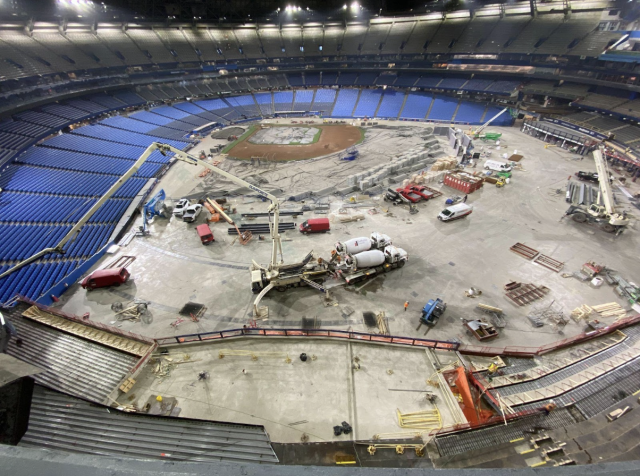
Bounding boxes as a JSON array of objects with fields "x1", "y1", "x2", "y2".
[
  {"x1": 533, "y1": 254, "x2": 564, "y2": 273},
  {"x1": 506, "y1": 283, "x2": 550, "y2": 306},
  {"x1": 104, "y1": 255, "x2": 136, "y2": 269},
  {"x1": 510, "y1": 243, "x2": 539, "y2": 260}
]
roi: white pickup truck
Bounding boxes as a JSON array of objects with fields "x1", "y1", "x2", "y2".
[{"x1": 484, "y1": 160, "x2": 512, "y2": 173}]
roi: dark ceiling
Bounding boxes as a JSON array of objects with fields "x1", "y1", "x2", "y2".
[{"x1": 0, "y1": 0, "x2": 532, "y2": 23}]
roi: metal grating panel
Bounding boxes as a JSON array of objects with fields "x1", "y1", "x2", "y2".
[
  {"x1": 494, "y1": 326, "x2": 640, "y2": 398},
  {"x1": 516, "y1": 357, "x2": 640, "y2": 416},
  {"x1": 5, "y1": 304, "x2": 139, "y2": 403},
  {"x1": 435, "y1": 409, "x2": 575, "y2": 457},
  {"x1": 20, "y1": 386, "x2": 279, "y2": 464}
]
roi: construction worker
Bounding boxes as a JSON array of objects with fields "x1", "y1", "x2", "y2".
[
  {"x1": 463, "y1": 194, "x2": 468, "y2": 203},
  {"x1": 404, "y1": 301, "x2": 409, "y2": 312},
  {"x1": 0, "y1": 312, "x2": 18, "y2": 354}
]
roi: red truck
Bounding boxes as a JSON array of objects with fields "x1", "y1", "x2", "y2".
[
  {"x1": 196, "y1": 223, "x2": 215, "y2": 244},
  {"x1": 396, "y1": 187, "x2": 423, "y2": 203},
  {"x1": 81, "y1": 267, "x2": 130, "y2": 290},
  {"x1": 299, "y1": 218, "x2": 330, "y2": 234},
  {"x1": 406, "y1": 185, "x2": 442, "y2": 201}
]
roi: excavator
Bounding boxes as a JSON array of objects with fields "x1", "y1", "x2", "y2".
[
  {"x1": 564, "y1": 145, "x2": 630, "y2": 234},
  {"x1": 0, "y1": 142, "x2": 327, "y2": 317}
]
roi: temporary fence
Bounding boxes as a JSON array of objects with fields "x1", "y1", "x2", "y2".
[{"x1": 155, "y1": 327, "x2": 460, "y2": 351}]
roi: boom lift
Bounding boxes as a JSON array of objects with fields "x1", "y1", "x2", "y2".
[
  {"x1": 564, "y1": 146, "x2": 630, "y2": 234},
  {"x1": 140, "y1": 189, "x2": 169, "y2": 235},
  {"x1": 469, "y1": 107, "x2": 509, "y2": 139},
  {"x1": 0, "y1": 142, "x2": 322, "y2": 316}
]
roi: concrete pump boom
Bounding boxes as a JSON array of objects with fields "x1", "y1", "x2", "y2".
[{"x1": 0, "y1": 142, "x2": 284, "y2": 281}]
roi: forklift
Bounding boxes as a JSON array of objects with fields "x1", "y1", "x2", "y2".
[{"x1": 420, "y1": 298, "x2": 447, "y2": 326}]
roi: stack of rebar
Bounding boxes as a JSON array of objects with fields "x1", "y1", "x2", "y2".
[
  {"x1": 228, "y1": 222, "x2": 296, "y2": 234},
  {"x1": 241, "y1": 210, "x2": 303, "y2": 217}
]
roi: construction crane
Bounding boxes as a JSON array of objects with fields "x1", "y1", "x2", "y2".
[
  {"x1": 0, "y1": 143, "x2": 320, "y2": 316},
  {"x1": 564, "y1": 145, "x2": 630, "y2": 234}
]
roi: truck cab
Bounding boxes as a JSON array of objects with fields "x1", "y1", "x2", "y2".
[{"x1": 383, "y1": 245, "x2": 408, "y2": 266}]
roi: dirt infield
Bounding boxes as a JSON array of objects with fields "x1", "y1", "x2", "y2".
[{"x1": 225, "y1": 125, "x2": 363, "y2": 161}]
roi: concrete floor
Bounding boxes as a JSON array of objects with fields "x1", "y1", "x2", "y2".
[
  {"x1": 50, "y1": 119, "x2": 640, "y2": 445},
  {"x1": 121, "y1": 339, "x2": 457, "y2": 443},
  {"x1": 56, "y1": 121, "x2": 640, "y2": 348}
]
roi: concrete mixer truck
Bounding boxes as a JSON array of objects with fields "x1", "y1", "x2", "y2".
[
  {"x1": 337, "y1": 245, "x2": 408, "y2": 285},
  {"x1": 334, "y1": 232, "x2": 393, "y2": 255}
]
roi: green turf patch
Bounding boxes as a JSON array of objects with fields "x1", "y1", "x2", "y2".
[
  {"x1": 310, "y1": 128, "x2": 322, "y2": 144},
  {"x1": 222, "y1": 125, "x2": 257, "y2": 154},
  {"x1": 356, "y1": 127, "x2": 365, "y2": 145}
]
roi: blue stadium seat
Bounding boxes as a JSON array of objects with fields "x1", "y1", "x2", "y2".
[
  {"x1": 331, "y1": 89, "x2": 359, "y2": 117},
  {"x1": 400, "y1": 93, "x2": 432, "y2": 119},
  {"x1": 274, "y1": 91, "x2": 294, "y2": 112},
  {"x1": 376, "y1": 90, "x2": 405, "y2": 119},
  {"x1": 353, "y1": 89, "x2": 383, "y2": 117},
  {"x1": 293, "y1": 90, "x2": 314, "y2": 111},
  {"x1": 254, "y1": 92, "x2": 274, "y2": 115},
  {"x1": 428, "y1": 96, "x2": 459, "y2": 121},
  {"x1": 454, "y1": 102, "x2": 486, "y2": 123}
]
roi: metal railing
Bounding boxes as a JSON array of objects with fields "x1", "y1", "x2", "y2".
[
  {"x1": 15, "y1": 296, "x2": 155, "y2": 346},
  {"x1": 459, "y1": 313, "x2": 640, "y2": 358},
  {"x1": 156, "y1": 327, "x2": 460, "y2": 351},
  {"x1": 157, "y1": 314, "x2": 640, "y2": 356}
]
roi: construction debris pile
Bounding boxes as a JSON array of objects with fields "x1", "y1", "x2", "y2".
[
  {"x1": 527, "y1": 302, "x2": 568, "y2": 329},
  {"x1": 430, "y1": 157, "x2": 459, "y2": 171},
  {"x1": 342, "y1": 140, "x2": 444, "y2": 194},
  {"x1": 443, "y1": 171, "x2": 484, "y2": 194}
]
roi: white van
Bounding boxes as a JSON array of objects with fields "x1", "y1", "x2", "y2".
[
  {"x1": 484, "y1": 160, "x2": 512, "y2": 173},
  {"x1": 438, "y1": 203, "x2": 473, "y2": 222}
]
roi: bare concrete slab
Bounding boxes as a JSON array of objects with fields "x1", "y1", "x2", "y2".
[
  {"x1": 55, "y1": 121, "x2": 640, "y2": 356},
  {"x1": 121, "y1": 339, "x2": 458, "y2": 443}
]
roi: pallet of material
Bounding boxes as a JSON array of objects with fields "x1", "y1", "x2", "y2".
[
  {"x1": 104, "y1": 255, "x2": 136, "y2": 269},
  {"x1": 571, "y1": 305, "x2": 593, "y2": 322},
  {"x1": 510, "y1": 243, "x2": 539, "y2": 260},
  {"x1": 477, "y1": 303, "x2": 503, "y2": 314},
  {"x1": 483, "y1": 176, "x2": 498, "y2": 184},
  {"x1": 592, "y1": 302, "x2": 627, "y2": 318},
  {"x1": 505, "y1": 283, "x2": 550, "y2": 306}
]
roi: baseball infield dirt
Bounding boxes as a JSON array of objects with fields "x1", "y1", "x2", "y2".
[{"x1": 225, "y1": 125, "x2": 363, "y2": 161}]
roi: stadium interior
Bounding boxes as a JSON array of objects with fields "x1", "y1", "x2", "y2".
[{"x1": 1, "y1": 0, "x2": 640, "y2": 474}]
